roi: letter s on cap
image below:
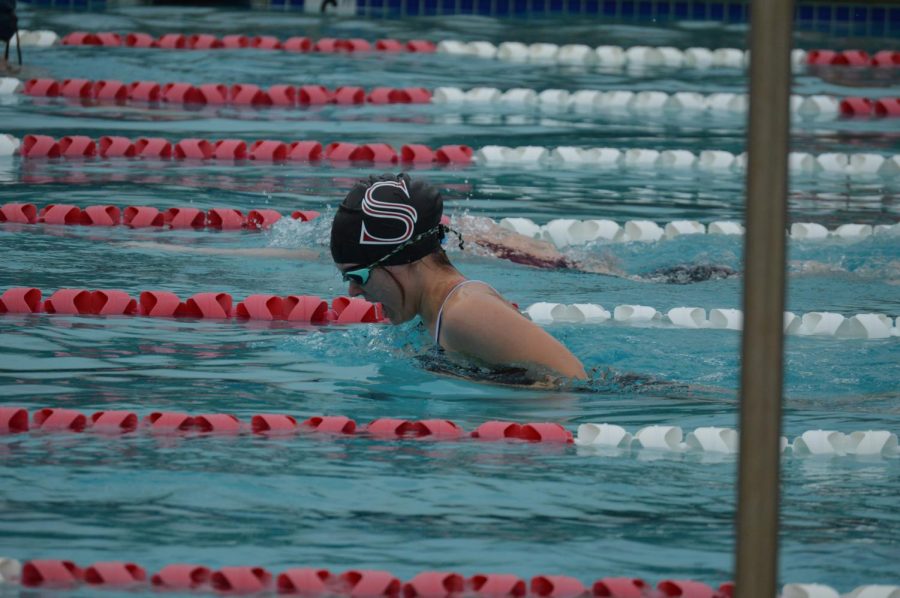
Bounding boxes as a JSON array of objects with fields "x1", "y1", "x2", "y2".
[{"x1": 359, "y1": 178, "x2": 418, "y2": 245}]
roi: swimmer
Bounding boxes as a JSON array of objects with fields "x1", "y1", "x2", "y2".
[
  {"x1": 452, "y1": 214, "x2": 738, "y2": 283},
  {"x1": 331, "y1": 173, "x2": 588, "y2": 382}
]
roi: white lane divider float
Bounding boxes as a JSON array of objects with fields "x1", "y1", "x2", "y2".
[
  {"x1": 783, "y1": 585, "x2": 840, "y2": 598},
  {"x1": 0, "y1": 134, "x2": 21, "y2": 156},
  {"x1": 525, "y1": 303, "x2": 900, "y2": 340},
  {"x1": 783, "y1": 585, "x2": 900, "y2": 598},
  {"x1": 471, "y1": 145, "x2": 900, "y2": 178},
  {"x1": 0, "y1": 557, "x2": 21, "y2": 584},
  {"x1": 7, "y1": 30, "x2": 60, "y2": 47},
  {"x1": 0, "y1": 78, "x2": 22, "y2": 95},
  {"x1": 575, "y1": 424, "x2": 899, "y2": 457},
  {"x1": 432, "y1": 86, "x2": 870, "y2": 122},
  {"x1": 613, "y1": 304, "x2": 660, "y2": 323},
  {"x1": 438, "y1": 41, "x2": 815, "y2": 72},
  {"x1": 499, "y1": 217, "x2": 899, "y2": 248},
  {"x1": 840, "y1": 586, "x2": 900, "y2": 598}
]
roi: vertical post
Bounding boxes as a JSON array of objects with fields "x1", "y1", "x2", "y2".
[{"x1": 735, "y1": 0, "x2": 794, "y2": 597}]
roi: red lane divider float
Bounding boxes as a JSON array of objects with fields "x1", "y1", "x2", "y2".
[
  {"x1": 806, "y1": 49, "x2": 900, "y2": 68},
  {"x1": 0, "y1": 288, "x2": 384, "y2": 324},
  {"x1": 838, "y1": 96, "x2": 900, "y2": 118},
  {"x1": 13, "y1": 134, "x2": 473, "y2": 165},
  {"x1": 14, "y1": 559, "x2": 733, "y2": 597},
  {"x1": 60, "y1": 32, "x2": 436, "y2": 54},
  {"x1": 2, "y1": 408, "x2": 576, "y2": 444},
  {"x1": 0, "y1": 202, "x2": 319, "y2": 230},
  {"x1": 21, "y1": 77, "x2": 433, "y2": 107}
]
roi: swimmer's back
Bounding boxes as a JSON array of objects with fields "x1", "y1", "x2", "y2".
[{"x1": 437, "y1": 282, "x2": 588, "y2": 381}]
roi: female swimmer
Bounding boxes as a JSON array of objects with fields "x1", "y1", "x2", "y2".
[{"x1": 330, "y1": 173, "x2": 588, "y2": 382}]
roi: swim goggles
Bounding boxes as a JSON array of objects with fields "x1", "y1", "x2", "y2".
[{"x1": 341, "y1": 225, "x2": 445, "y2": 286}]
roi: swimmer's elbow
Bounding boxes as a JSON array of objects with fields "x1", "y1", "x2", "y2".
[
  {"x1": 542, "y1": 354, "x2": 587, "y2": 381},
  {"x1": 567, "y1": 361, "x2": 589, "y2": 380}
]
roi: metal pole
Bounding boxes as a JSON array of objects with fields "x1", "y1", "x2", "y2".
[{"x1": 735, "y1": 0, "x2": 794, "y2": 597}]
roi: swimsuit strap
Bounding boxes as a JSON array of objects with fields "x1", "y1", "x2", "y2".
[{"x1": 434, "y1": 279, "x2": 494, "y2": 345}]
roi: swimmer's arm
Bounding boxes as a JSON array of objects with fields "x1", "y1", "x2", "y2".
[
  {"x1": 440, "y1": 294, "x2": 588, "y2": 381},
  {"x1": 453, "y1": 215, "x2": 624, "y2": 276},
  {"x1": 455, "y1": 214, "x2": 566, "y2": 262},
  {"x1": 122, "y1": 241, "x2": 318, "y2": 259}
]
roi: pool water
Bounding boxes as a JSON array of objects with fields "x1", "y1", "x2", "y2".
[{"x1": 1, "y1": 4, "x2": 898, "y2": 595}]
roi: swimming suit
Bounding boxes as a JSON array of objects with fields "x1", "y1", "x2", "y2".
[
  {"x1": 433, "y1": 279, "x2": 497, "y2": 345},
  {"x1": 414, "y1": 348, "x2": 533, "y2": 386}
]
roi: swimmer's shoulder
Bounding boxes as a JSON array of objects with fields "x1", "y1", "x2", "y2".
[
  {"x1": 443, "y1": 281, "x2": 518, "y2": 322},
  {"x1": 453, "y1": 279, "x2": 504, "y2": 301},
  {"x1": 439, "y1": 287, "x2": 544, "y2": 359},
  {"x1": 441, "y1": 284, "x2": 588, "y2": 380}
]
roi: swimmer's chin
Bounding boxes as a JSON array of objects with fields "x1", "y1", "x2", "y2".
[{"x1": 383, "y1": 309, "x2": 415, "y2": 325}]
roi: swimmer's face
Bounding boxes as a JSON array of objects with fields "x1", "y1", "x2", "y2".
[{"x1": 337, "y1": 262, "x2": 415, "y2": 324}]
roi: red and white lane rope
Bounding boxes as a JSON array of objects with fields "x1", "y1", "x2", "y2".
[
  {"x1": 3, "y1": 134, "x2": 899, "y2": 179},
  {"x1": 497, "y1": 218, "x2": 899, "y2": 248},
  {"x1": 1, "y1": 407, "x2": 897, "y2": 460},
  {"x1": 2, "y1": 77, "x2": 897, "y2": 120},
  {"x1": 523, "y1": 303, "x2": 899, "y2": 341},
  {"x1": 0, "y1": 134, "x2": 472, "y2": 165},
  {"x1": 0, "y1": 288, "x2": 384, "y2": 324},
  {"x1": 2, "y1": 288, "x2": 896, "y2": 341},
  {"x1": 1, "y1": 77, "x2": 431, "y2": 106},
  {"x1": 0, "y1": 202, "x2": 318, "y2": 229},
  {"x1": 13, "y1": 30, "x2": 436, "y2": 53},
  {"x1": 0, "y1": 558, "x2": 739, "y2": 597},
  {"x1": 12, "y1": 28, "x2": 900, "y2": 74},
  {"x1": 2, "y1": 559, "x2": 897, "y2": 598},
  {"x1": 436, "y1": 40, "x2": 900, "y2": 72}
]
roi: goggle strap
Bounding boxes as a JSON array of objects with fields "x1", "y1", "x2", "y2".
[{"x1": 442, "y1": 224, "x2": 465, "y2": 251}]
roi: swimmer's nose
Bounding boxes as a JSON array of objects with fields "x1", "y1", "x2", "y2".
[{"x1": 347, "y1": 281, "x2": 364, "y2": 297}]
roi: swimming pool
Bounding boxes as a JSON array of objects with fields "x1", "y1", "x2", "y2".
[{"x1": 0, "y1": 3, "x2": 898, "y2": 596}]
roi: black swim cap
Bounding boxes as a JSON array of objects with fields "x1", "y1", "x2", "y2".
[{"x1": 330, "y1": 173, "x2": 444, "y2": 266}]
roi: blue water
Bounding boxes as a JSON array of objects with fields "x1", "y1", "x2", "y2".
[{"x1": 0, "y1": 5, "x2": 899, "y2": 596}]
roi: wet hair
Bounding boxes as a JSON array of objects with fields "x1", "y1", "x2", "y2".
[
  {"x1": 645, "y1": 264, "x2": 738, "y2": 284},
  {"x1": 427, "y1": 247, "x2": 455, "y2": 270}
]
